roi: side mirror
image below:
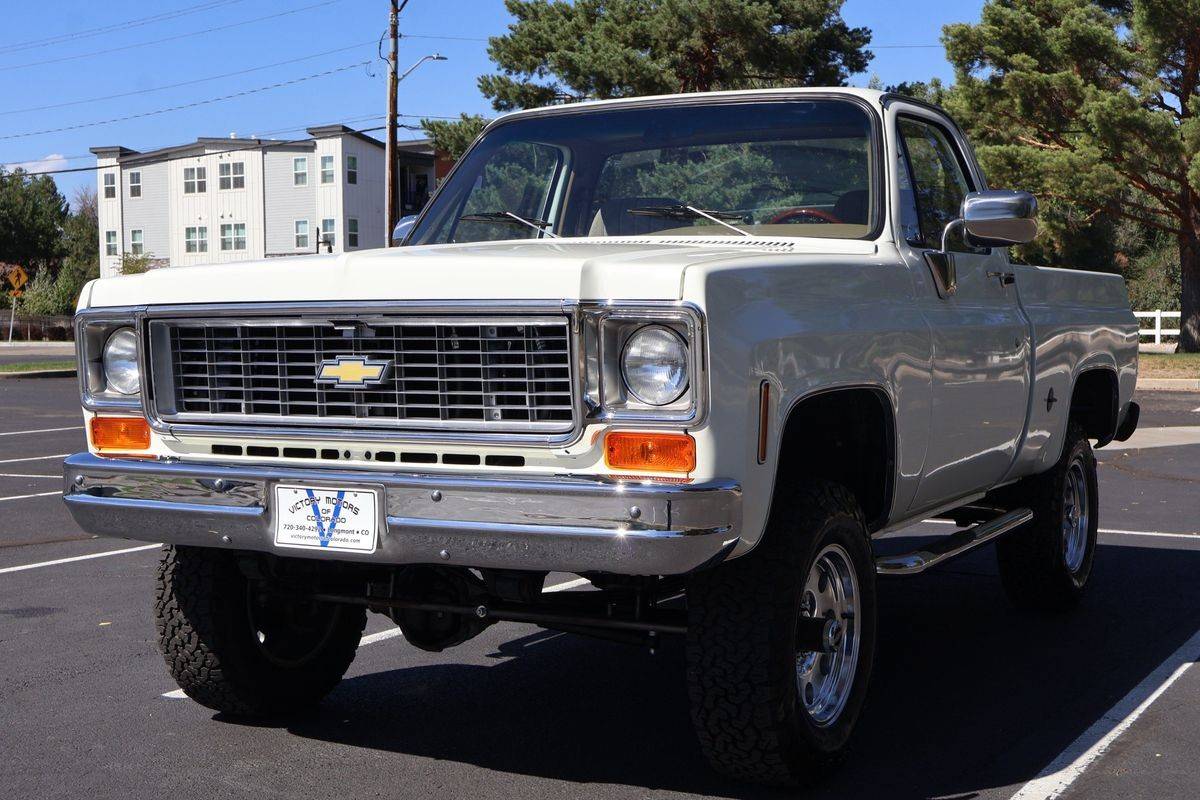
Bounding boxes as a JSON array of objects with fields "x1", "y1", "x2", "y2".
[
  {"x1": 924, "y1": 189, "x2": 1039, "y2": 299},
  {"x1": 391, "y1": 214, "x2": 418, "y2": 246},
  {"x1": 961, "y1": 189, "x2": 1038, "y2": 246}
]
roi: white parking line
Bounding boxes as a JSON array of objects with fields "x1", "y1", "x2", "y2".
[
  {"x1": 360, "y1": 628, "x2": 405, "y2": 647},
  {"x1": 1008, "y1": 626, "x2": 1200, "y2": 800},
  {"x1": 0, "y1": 473, "x2": 60, "y2": 479},
  {"x1": 0, "y1": 543, "x2": 161, "y2": 575},
  {"x1": 0, "y1": 454, "x2": 69, "y2": 465},
  {"x1": 0, "y1": 490, "x2": 62, "y2": 503},
  {"x1": 161, "y1": 576, "x2": 594, "y2": 699},
  {"x1": 0, "y1": 426, "x2": 82, "y2": 437},
  {"x1": 1102, "y1": 528, "x2": 1199, "y2": 540}
]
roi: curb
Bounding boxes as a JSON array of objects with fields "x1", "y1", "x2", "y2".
[
  {"x1": 0, "y1": 368, "x2": 76, "y2": 379},
  {"x1": 1137, "y1": 378, "x2": 1200, "y2": 391},
  {"x1": 0, "y1": 342, "x2": 76, "y2": 349}
]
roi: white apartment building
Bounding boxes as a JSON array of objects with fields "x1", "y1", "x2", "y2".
[{"x1": 92, "y1": 125, "x2": 436, "y2": 277}]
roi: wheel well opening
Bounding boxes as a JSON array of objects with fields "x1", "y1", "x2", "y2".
[
  {"x1": 776, "y1": 388, "x2": 894, "y2": 530},
  {"x1": 1070, "y1": 369, "x2": 1118, "y2": 444}
]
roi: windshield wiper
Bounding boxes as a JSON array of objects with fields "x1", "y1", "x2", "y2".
[
  {"x1": 627, "y1": 204, "x2": 754, "y2": 238},
  {"x1": 459, "y1": 211, "x2": 559, "y2": 238}
]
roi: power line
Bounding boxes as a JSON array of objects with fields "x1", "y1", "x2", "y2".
[
  {"x1": 4, "y1": 1, "x2": 249, "y2": 53},
  {"x1": 0, "y1": 0, "x2": 346, "y2": 73},
  {"x1": 392, "y1": 33, "x2": 942, "y2": 48},
  {"x1": 2, "y1": 113, "x2": 458, "y2": 168},
  {"x1": 253, "y1": 114, "x2": 385, "y2": 138},
  {"x1": 401, "y1": 33, "x2": 490, "y2": 42},
  {"x1": 0, "y1": 40, "x2": 378, "y2": 116},
  {"x1": 16, "y1": 125, "x2": 388, "y2": 178},
  {"x1": 0, "y1": 61, "x2": 371, "y2": 141}
]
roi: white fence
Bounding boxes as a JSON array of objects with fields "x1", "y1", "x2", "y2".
[{"x1": 1135, "y1": 310, "x2": 1181, "y2": 344}]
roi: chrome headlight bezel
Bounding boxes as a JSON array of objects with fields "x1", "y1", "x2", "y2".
[
  {"x1": 582, "y1": 304, "x2": 705, "y2": 425},
  {"x1": 76, "y1": 312, "x2": 145, "y2": 410}
]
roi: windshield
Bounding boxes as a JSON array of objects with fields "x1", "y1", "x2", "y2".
[{"x1": 408, "y1": 99, "x2": 878, "y2": 245}]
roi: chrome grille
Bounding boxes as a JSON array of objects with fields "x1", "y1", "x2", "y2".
[{"x1": 154, "y1": 316, "x2": 575, "y2": 433}]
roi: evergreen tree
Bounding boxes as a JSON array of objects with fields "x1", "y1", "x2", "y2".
[
  {"x1": 421, "y1": 114, "x2": 489, "y2": 160},
  {"x1": 481, "y1": 0, "x2": 872, "y2": 110},
  {"x1": 943, "y1": 0, "x2": 1200, "y2": 350},
  {"x1": 0, "y1": 167, "x2": 68, "y2": 276}
]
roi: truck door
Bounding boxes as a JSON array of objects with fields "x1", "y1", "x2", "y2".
[{"x1": 889, "y1": 106, "x2": 1031, "y2": 512}]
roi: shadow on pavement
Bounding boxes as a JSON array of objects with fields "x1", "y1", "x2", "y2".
[{"x1": 282, "y1": 541, "x2": 1200, "y2": 799}]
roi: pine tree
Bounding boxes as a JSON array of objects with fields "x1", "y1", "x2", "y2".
[
  {"x1": 480, "y1": 0, "x2": 871, "y2": 110},
  {"x1": 943, "y1": 0, "x2": 1200, "y2": 350}
]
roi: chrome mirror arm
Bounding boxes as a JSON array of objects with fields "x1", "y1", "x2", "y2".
[
  {"x1": 922, "y1": 218, "x2": 962, "y2": 299},
  {"x1": 940, "y1": 218, "x2": 964, "y2": 255}
]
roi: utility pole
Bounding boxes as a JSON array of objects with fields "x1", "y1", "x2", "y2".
[{"x1": 384, "y1": 0, "x2": 403, "y2": 246}]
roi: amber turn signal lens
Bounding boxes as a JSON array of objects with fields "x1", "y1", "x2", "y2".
[
  {"x1": 91, "y1": 416, "x2": 151, "y2": 452},
  {"x1": 604, "y1": 431, "x2": 696, "y2": 473}
]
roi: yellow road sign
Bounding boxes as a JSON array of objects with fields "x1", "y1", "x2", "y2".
[{"x1": 2, "y1": 264, "x2": 28, "y2": 292}]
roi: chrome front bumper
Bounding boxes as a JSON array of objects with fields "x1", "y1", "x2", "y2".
[{"x1": 61, "y1": 454, "x2": 741, "y2": 576}]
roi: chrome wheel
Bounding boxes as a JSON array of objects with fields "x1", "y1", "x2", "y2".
[
  {"x1": 1062, "y1": 459, "x2": 1090, "y2": 574},
  {"x1": 796, "y1": 543, "x2": 860, "y2": 727}
]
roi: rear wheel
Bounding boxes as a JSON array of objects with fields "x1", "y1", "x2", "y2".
[
  {"x1": 996, "y1": 423, "x2": 1099, "y2": 611},
  {"x1": 155, "y1": 546, "x2": 366, "y2": 716},
  {"x1": 685, "y1": 482, "x2": 877, "y2": 786}
]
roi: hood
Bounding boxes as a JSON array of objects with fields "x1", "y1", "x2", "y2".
[{"x1": 81, "y1": 236, "x2": 878, "y2": 309}]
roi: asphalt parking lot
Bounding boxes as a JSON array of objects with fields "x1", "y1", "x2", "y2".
[{"x1": 2, "y1": 376, "x2": 1199, "y2": 800}]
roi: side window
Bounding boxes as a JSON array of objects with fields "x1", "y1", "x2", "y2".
[
  {"x1": 452, "y1": 142, "x2": 561, "y2": 242},
  {"x1": 896, "y1": 117, "x2": 972, "y2": 250},
  {"x1": 895, "y1": 143, "x2": 922, "y2": 245}
]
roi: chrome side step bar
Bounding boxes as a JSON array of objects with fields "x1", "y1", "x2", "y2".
[{"x1": 875, "y1": 508, "x2": 1034, "y2": 576}]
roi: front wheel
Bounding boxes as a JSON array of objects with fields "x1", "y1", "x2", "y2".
[
  {"x1": 685, "y1": 482, "x2": 877, "y2": 786},
  {"x1": 996, "y1": 423, "x2": 1099, "y2": 611},
  {"x1": 155, "y1": 546, "x2": 367, "y2": 717}
]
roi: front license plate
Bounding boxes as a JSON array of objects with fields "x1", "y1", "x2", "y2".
[{"x1": 274, "y1": 485, "x2": 379, "y2": 554}]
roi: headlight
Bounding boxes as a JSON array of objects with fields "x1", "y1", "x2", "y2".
[
  {"x1": 620, "y1": 325, "x2": 689, "y2": 405},
  {"x1": 102, "y1": 327, "x2": 140, "y2": 395}
]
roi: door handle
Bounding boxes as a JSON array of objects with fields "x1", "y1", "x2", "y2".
[{"x1": 986, "y1": 270, "x2": 1016, "y2": 287}]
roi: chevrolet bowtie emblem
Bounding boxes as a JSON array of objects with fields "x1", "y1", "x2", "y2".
[{"x1": 316, "y1": 355, "x2": 393, "y2": 388}]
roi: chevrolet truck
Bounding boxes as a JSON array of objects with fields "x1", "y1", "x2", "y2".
[{"x1": 65, "y1": 88, "x2": 1140, "y2": 786}]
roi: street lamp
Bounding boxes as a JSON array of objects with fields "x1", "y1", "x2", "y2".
[
  {"x1": 386, "y1": 52, "x2": 448, "y2": 244},
  {"x1": 399, "y1": 53, "x2": 447, "y2": 82}
]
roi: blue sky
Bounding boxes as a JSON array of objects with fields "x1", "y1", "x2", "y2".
[{"x1": 0, "y1": 0, "x2": 984, "y2": 205}]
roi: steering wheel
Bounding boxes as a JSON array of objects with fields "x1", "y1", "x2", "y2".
[{"x1": 768, "y1": 207, "x2": 842, "y2": 225}]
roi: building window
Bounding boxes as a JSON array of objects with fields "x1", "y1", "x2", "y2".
[
  {"x1": 219, "y1": 161, "x2": 244, "y2": 190},
  {"x1": 320, "y1": 155, "x2": 334, "y2": 184},
  {"x1": 294, "y1": 219, "x2": 309, "y2": 249},
  {"x1": 103, "y1": 173, "x2": 116, "y2": 199},
  {"x1": 184, "y1": 166, "x2": 207, "y2": 194},
  {"x1": 185, "y1": 226, "x2": 208, "y2": 253},
  {"x1": 346, "y1": 155, "x2": 358, "y2": 184},
  {"x1": 104, "y1": 230, "x2": 118, "y2": 256},
  {"x1": 321, "y1": 218, "x2": 335, "y2": 248},
  {"x1": 220, "y1": 223, "x2": 246, "y2": 251},
  {"x1": 293, "y1": 157, "x2": 308, "y2": 186},
  {"x1": 128, "y1": 171, "x2": 141, "y2": 198},
  {"x1": 130, "y1": 229, "x2": 144, "y2": 255},
  {"x1": 347, "y1": 217, "x2": 359, "y2": 248}
]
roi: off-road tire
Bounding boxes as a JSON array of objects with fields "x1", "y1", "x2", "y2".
[
  {"x1": 155, "y1": 545, "x2": 367, "y2": 717},
  {"x1": 995, "y1": 423, "x2": 1099, "y2": 612},
  {"x1": 685, "y1": 482, "x2": 877, "y2": 786}
]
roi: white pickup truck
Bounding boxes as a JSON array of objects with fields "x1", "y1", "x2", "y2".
[{"x1": 65, "y1": 88, "x2": 1139, "y2": 786}]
